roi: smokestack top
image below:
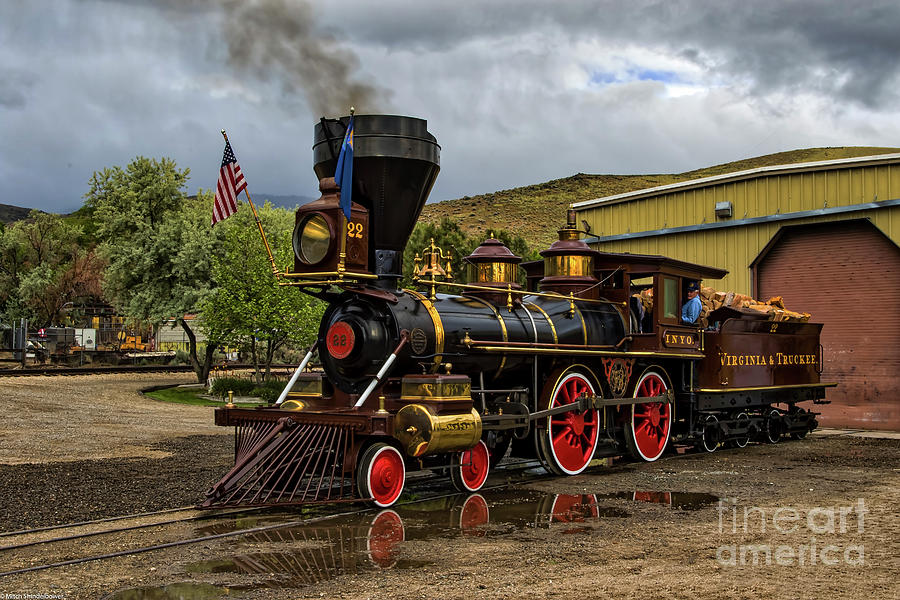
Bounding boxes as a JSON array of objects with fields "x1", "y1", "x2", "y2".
[{"x1": 311, "y1": 114, "x2": 441, "y2": 279}]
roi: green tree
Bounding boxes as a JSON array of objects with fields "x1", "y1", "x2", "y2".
[
  {"x1": 200, "y1": 203, "x2": 324, "y2": 383},
  {"x1": 401, "y1": 218, "x2": 539, "y2": 288},
  {"x1": 85, "y1": 157, "x2": 225, "y2": 382},
  {"x1": 0, "y1": 211, "x2": 103, "y2": 325}
]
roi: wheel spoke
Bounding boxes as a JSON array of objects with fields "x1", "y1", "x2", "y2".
[{"x1": 553, "y1": 429, "x2": 571, "y2": 447}]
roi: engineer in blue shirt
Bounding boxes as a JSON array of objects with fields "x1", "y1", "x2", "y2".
[{"x1": 681, "y1": 281, "x2": 702, "y2": 325}]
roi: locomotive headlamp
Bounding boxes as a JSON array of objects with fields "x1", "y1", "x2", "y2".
[{"x1": 293, "y1": 213, "x2": 332, "y2": 265}]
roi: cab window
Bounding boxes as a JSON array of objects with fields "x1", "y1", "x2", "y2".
[{"x1": 661, "y1": 276, "x2": 678, "y2": 323}]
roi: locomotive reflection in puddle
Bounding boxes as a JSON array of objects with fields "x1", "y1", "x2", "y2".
[{"x1": 189, "y1": 491, "x2": 634, "y2": 589}]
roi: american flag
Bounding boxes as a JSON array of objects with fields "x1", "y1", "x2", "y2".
[{"x1": 212, "y1": 140, "x2": 247, "y2": 225}]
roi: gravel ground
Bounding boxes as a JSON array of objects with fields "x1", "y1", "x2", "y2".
[
  {"x1": 0, "y1": 374, "x2": 897, "y2": 600},
  {"x1": 0, "y1": 373, "x2": 233, "y2": 531},
  {"x1": 0, "y1": 373, "x2": 228, "y2": 464},
  {"x1": 0, "y1": 434, "x2": 231, "y2": 532}
]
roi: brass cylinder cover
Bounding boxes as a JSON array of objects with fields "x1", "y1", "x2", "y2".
[
  {"x1": 393, "y1": 404, "x2": 482, "y2": 457},
  {"x1": 280, "y1": 399, "x2": 306, "y2": 411}
]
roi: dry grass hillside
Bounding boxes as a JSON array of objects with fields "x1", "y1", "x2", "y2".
[{"x1": 419, "y1": 146, "x2": 900, "y2": 249}]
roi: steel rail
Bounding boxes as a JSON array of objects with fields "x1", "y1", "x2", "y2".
[
  {"x1": 0, "y1": 507, "x2": 268, "y2": 552},
  {"x1": 0, "y1": 459, "x2": 547, "y2": 578},
  {"x1": 0, "y1": 363, "x2": 304, "y2": 378},
  {"x1": 0, "y1": 505, "x2": 196, "y2": 538}
]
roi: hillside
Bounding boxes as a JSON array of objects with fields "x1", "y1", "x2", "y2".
[
  {"x1": 0, "y1": 203, "x2": 35, "y2": 224},
  {"x1": 419, "y1": 146, "x2": 900, "y2": 249}
]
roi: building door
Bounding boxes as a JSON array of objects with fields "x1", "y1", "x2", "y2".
[{"x1": 755, "y1": 219, "x2": 900, "y2": 430}]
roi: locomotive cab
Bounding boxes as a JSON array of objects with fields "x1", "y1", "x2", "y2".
[{"x1": 600, "y1": 254, "x2": 727, "y2": 355}]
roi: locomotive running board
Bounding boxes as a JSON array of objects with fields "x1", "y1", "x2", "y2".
[{"x1": 202, "y1": 417, "x2": 357, "y2": 508}]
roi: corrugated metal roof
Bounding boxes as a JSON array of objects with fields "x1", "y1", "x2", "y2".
[{"x1": 573, "y1": 153, "x2": 900, "y2": 209}]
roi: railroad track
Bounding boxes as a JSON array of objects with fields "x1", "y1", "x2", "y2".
[
  {"x1": 0, "y1": 458, "x2": 548, "y2": 579},
  {"x1": 0, "y1": 363, "x2": 301, "y2": 377}
]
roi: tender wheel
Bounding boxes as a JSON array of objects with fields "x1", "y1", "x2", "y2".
[
  {"x1": 537, "y1": 369, "x2": 601, "y2": 476},
  {"x1": 450, "y1": 440, "x2": 490, "y2": 492},
  {"x1": 731, "y1": 411, "x2": 751, "y2": 448},
  {"x1": 698, "y1": 414, "x2": 720, "y2": 453},
  {"x1": 764, "y1": 408, "x2": 783, "y2": 444},
  {"x1": 789, "y1": 407, "x2": 810, "y2": 440},
  {"x1": 357, "y1": 443, "x2": 406, "y2": 507},
  {"x1": 624, "y1": 369, "x2": 672, "y2": 462}
]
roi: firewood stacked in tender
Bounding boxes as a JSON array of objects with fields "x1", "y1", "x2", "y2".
[
  {"x1": 630, "y1": 286, "x2": 811, "y2": 327},
  {"x1": 700, "y1": 287, "x2": 811, "y2": 322}
]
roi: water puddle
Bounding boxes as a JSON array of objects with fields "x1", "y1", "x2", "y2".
[
  {"x1": 117, "y1": 489, "x2": 715, "y2": 596},
  {"x1": 103, "y1": 582, "x2": 228, "y2": 599},
  {"x1": 597, "y1": 491, "x2": 719, "y2": 510}
]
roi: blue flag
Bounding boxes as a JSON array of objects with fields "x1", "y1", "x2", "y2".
[{"x1": 333, "y1": 116, "x2": 354, "y2": 220}]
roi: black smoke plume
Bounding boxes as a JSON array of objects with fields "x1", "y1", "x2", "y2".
[
  {"x1": 220, "y1": 0, "x2": 390, "y2": 116},
  {"x1": 139, "y1": 0, "x2": 390, "y2": 115}
]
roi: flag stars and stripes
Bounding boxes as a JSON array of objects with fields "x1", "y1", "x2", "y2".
[{"x1": 213, "y1": 140, "x2": 247, "y2": 226}]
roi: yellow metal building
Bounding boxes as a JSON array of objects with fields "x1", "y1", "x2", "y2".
[{"x1": 574, "y1": 153, "x2": 900, "y2": 430}]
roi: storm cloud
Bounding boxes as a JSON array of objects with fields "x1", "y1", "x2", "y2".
[{"x1": 2, "y1": 0, "x2": 899, "y2": 214}]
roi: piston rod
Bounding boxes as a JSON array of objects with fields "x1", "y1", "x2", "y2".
[
  {"x1": 275, "y1": 342, "x2": 317, "y2": 405},
  {"x1": 353, "y1": 331, "x2": 409, "y2": 409}
]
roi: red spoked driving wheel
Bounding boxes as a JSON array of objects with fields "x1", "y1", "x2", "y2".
[
  {"x1": 537, "y1": 369, "x2": 600, "y2": 476},
  {"x1": 450, "y1": 440, "x2": 490, "y2": 492},
  {"x1": 357, "y1": 443, "x2": 406, "y2": 507},
  {"x1": 625, "y1": 369, "x2": 672, "y2": 462}
]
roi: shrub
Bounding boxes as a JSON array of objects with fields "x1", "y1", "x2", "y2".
[
  {"x1": 209, "y1": 376, "x2": 255, "y2": 399},
  {"x1": 252, "y1": 379, "x2": 287, "y2": 404}
]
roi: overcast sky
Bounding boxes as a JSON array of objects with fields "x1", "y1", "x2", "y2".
[{"x1": 3, "y1": 0, "x2": 900, "y2": 214}]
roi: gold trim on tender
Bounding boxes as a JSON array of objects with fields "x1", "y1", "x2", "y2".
[
  {"x1": 526, "y1": 302, "x2": 558, "y2": 344},
  {"x1": 404, "y1": 289, "x2": 444, "y2": 372},
  {"x1": 698, "y1": 382, "x2": 838, "y2": 393}
]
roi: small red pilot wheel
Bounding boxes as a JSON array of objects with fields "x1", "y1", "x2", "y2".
[
  {"x1": 450, "y1": 440, "x2": 491, "y2": 492},
  {"x1": 357, "y1": 443, "x2": 406, "y2": 507}
]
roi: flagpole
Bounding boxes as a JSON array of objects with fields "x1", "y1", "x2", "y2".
[{"x1": 220, "y1": 129, "x2": 280, "y2": 278}]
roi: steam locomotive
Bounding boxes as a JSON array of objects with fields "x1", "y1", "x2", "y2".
[{"x1": 204, "y1": 115, "x2": 833, "y2": 508}]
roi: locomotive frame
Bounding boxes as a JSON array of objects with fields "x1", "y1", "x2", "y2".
[{"x1": 203, "y1": 114, "x2": 834, "y2": 509}]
